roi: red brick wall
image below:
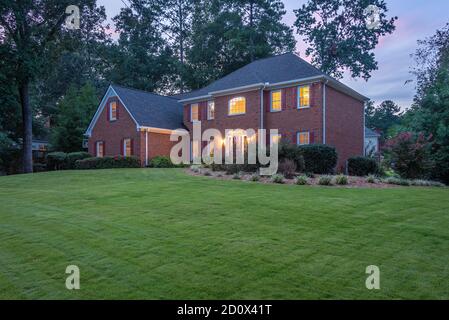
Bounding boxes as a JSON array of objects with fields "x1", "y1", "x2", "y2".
[
  {"x1": 182, "y1": 82, "x2": 364, "y2": 172},
  {"x1": 265, "y1": 82, "x2": 323, "y2": 144},
  {"x1": 325, "y1": 86, "x2": 364, "y2": 171},
  {"x1": 182, "y1": 84, "x2": 323, "y2": 144},
  {"x1": 183, "y1": 89, "x2": 262, "y2": 136},
  {"x1": 89, "y1": 96, "x2": 141, "y2": 159},
  {"x1": 147, "y1": 132, "x2": 178, "y2": 160}
]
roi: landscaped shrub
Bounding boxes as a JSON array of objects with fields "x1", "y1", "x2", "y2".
[
  {"x1": 347, "y1": 156, "x2": 379, "y2": 176},
  {"x1": 203, "y1": 171, "x2": 211, "y2": 176},
  {"x1": 366, "y1": 175, "x2": 377, "y2": 183},
  {"x1": 232, "y1": 173, "x2": 241, "y2": 180},
  {"x1": 190, "y1": 165, "x2": 201, "y2": 173},
  {"x1": 278, "y1": 142, "x2": 305, "y2": 172},
  {"x1": 47, "y1": 152, "x2": 68, "y2": 171},
  {"x1": 318, "y1": 175, "x2": 333, "y2": 186},
  {"x1": 271, "y1": 174, "x2": 285, "y2": 184},
  {"x1": 383, "y1": 177, "x2": 411, "y2": 186},
  {"x1": 410, "y1": 180, "x2": 445, "y2": 187},
  {"x1": 335, "y1": 174, "x2": 349, "y2": 185},
  {"x1": 297, "y1": 144, "x2": 337, "y2": 174},
  {"x1": 278, "y1": 159, "x2": 297, "y2": 179},
  {"x1": 250, "y1": 174, "x2": 260, "y2": 182},
  {"x1": 75, "y1": 156, "x2": 141, "y2": 170},
  {"x1": 295, "y1": 175, "x2": 309, "y2": 185},
  {"x1": 384, "y1": 132, "x2": 434, "y2": 179},
  {"x1": 149, "y1": 156, "x2": 176, "y2": 168},
  {"x1": 66, "y1": 152, "x2": 91, "y2": 169}
]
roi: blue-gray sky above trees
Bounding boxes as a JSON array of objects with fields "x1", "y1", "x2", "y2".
[{"x1": 98, "y1": 0, "x2": 449, "y2": 109}]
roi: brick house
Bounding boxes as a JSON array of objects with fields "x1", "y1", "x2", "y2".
[{"x1": 86, "y1": 53, "x2": 368, "y2": 171}]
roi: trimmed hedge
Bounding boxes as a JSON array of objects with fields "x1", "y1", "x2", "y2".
[
  {"x1": 278, "y1": 142, "x2": 305, "y2": 172},
  {"x1": 47, "y1": 152, "x2": 67, "y2": 171},
  {"x1": 297, "y1": 144, "x2": 337, "y2": 174},
  {"x1": 149, "y1": 156, "x2": 176, "y2": 168},
  {"x1": 75, "y1": 156, "x2": 141, "y2": 170},
  {"x1": 348, "y1": 156, "x2": 379, "y2": 176},
  {"x1": 47, "y1": 151, "x2": 91, "y2": 170},
  {"x1": 66, "y1": 152, "x2": 91, "y2": 169}
]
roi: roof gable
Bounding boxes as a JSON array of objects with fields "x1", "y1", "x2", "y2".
[{"x1": 85, "y1": 85, "x2": 184, "y2": 136}]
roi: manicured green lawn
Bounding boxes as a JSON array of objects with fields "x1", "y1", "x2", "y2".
[{"x1": 0, "y1": 169, "x2": 448, "y2": 299}]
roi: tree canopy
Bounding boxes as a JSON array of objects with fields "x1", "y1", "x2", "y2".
[{"x1": 294, "y1": 0, "x2": 397, "y2": 80}]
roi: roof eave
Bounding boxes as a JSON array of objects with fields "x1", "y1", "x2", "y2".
[{"x1": 324, "y1": 76, "x2": 369, "y2": 102}]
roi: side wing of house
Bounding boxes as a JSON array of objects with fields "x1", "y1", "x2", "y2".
[
  {"x1": 85, "y1": 87, "x2": 141, "y2": 161},
  {"x1": 325, "y1": 86, "x2": 365, "y2": 171}
]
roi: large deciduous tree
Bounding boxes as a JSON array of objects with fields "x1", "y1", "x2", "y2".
[
  {"x1": 162, "y1": 0, "x2": 194, "y2": 92},
  {"x1": 108, "y1": 0, "x2": 175, "y2": 93},
  {"x1": 402, "y1": 23, "x2": 449, "y2": 183},
  {"x1": 0, "y1": 0, "x2": 100, "y2": 173},
  {"x1": 185, "y1": 0, "x2": 295, "y2": 90},
  {"x1": 51, "y1": 83, "x2": 99, "y2": 152},
  {"x1": 294, "y1": 0, "x2": 397, "y2": 80}
]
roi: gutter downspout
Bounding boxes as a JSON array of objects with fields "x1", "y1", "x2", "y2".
[
  {"x1": 260, "y1": 83, "x2": 269, "y2": 130},
  {"x1": 363, "y1": 102, "x2": 366, "y2": 156},
  {"x1": 145, "y1": 130, "x2": 149, "y2": 166},
  {"x1": 322, "y1": 80, "x2": 328, "y2": 145}
]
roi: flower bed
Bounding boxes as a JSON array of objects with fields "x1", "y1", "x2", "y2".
[{"x1": 187, "y1": 167, "x2": 446, "y2": 188}]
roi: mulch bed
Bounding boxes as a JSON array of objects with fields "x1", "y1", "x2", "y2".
[{"x1": 186, "y1": 168, "x2": 398, "y2": 188}]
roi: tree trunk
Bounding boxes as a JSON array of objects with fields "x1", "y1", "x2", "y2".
[
  {"x1": 178, "y1": 1, "x2": 185, "y2": 93},
  {"x1": 19, "y1": 81, "x2": 33, "y2": 173},
  {"x1": 249, "y1": 1, "x2": 254, "y2": 62}
]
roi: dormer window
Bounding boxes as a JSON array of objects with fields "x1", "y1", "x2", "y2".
[{"x1": 109, "y1": 101, "x2": 117, "y2": 121}]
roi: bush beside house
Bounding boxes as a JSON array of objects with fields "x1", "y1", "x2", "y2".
[
  {"x1": 75, "y1": 156, "x2": 141, "y2": 170},
  {"x1": 347, "y1": 156, "x2": 379, "y2": 176},
  {"x1": 47, "y1": 151, "x2": 91, "y2": 171}
]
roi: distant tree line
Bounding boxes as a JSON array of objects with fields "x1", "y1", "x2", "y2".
[{"x1": 0, "y1": 0, "x2": 398, "y2": 174}]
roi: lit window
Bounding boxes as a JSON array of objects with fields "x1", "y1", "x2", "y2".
[
  {"x1": 110, "y1": 102, "x2": 117, "y2": 121},
  {"x1": 123, "y1": 138, "x2": 132, "y2": 156},
  {"x1": 297, "y1": 132, "x2": 310, "y2": 145},
  {"x1": 191, "y1": 104, "x2": 199, "y2": 122},
  {"x1": 96, "y1": 141, "x2": 104, "y2": 157},
  {"x1": 270, "y1": 133, "x2": 282, "y2": 146},
  {"x1": 271, "y1": 90, "x2": 282, "y2": 112},
  {"x1": 298, "y1": 85, "x2": 310, "y2": 109},
  {"x1": 207, "y1": 101, "x2": 215, "y2": 120},
  {"x1": 229, "y1": 97, "x2": 246, "y2": 115}
]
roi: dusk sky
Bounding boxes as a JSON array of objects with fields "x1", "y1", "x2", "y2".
[{"x1": 98, "y1": 0, "x2": 449, "y2": 110}]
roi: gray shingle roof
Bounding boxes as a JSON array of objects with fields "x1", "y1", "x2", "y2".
[
  {"x1": 173, "y1": 53, "x2": 325, "y2": 100},
  {"x1": 365, "y1": 127, "x2": 380, "y2": 137},
  {"x1": 111, "y1": 84, "x2": 184, "y2": 130}
]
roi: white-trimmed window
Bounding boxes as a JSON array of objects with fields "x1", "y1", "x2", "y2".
[
  {"x1": 270, "y1": 133, "x2": 282, "y2": 146},
  {"x1": 191, "y1": 103, "x2": 199, "y2": 122},
  {"x1": 207, "y1": 101, "x2": 215, "y2": 120},
  {"x1": 109, "y1": 101, "x2": 117, "y2": 121},
  {"x1": 270, "y1": 90, "x2": 282, "y2": 112},
  {"x1": 123, "y1": 138, "x2": 132, "y2": 156},
  {"x1": 96, "y1": 141, "x2": 104, "y2": 157},
  {"x1": 297, "y1": 132, "x2": 310, "y2": 145},
  {"x1": 228, "y1": 97, "x2": 246, "y2": 116},
  {"x1": 298, "y1": 85, "x2": 310, "y2": 109}
]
